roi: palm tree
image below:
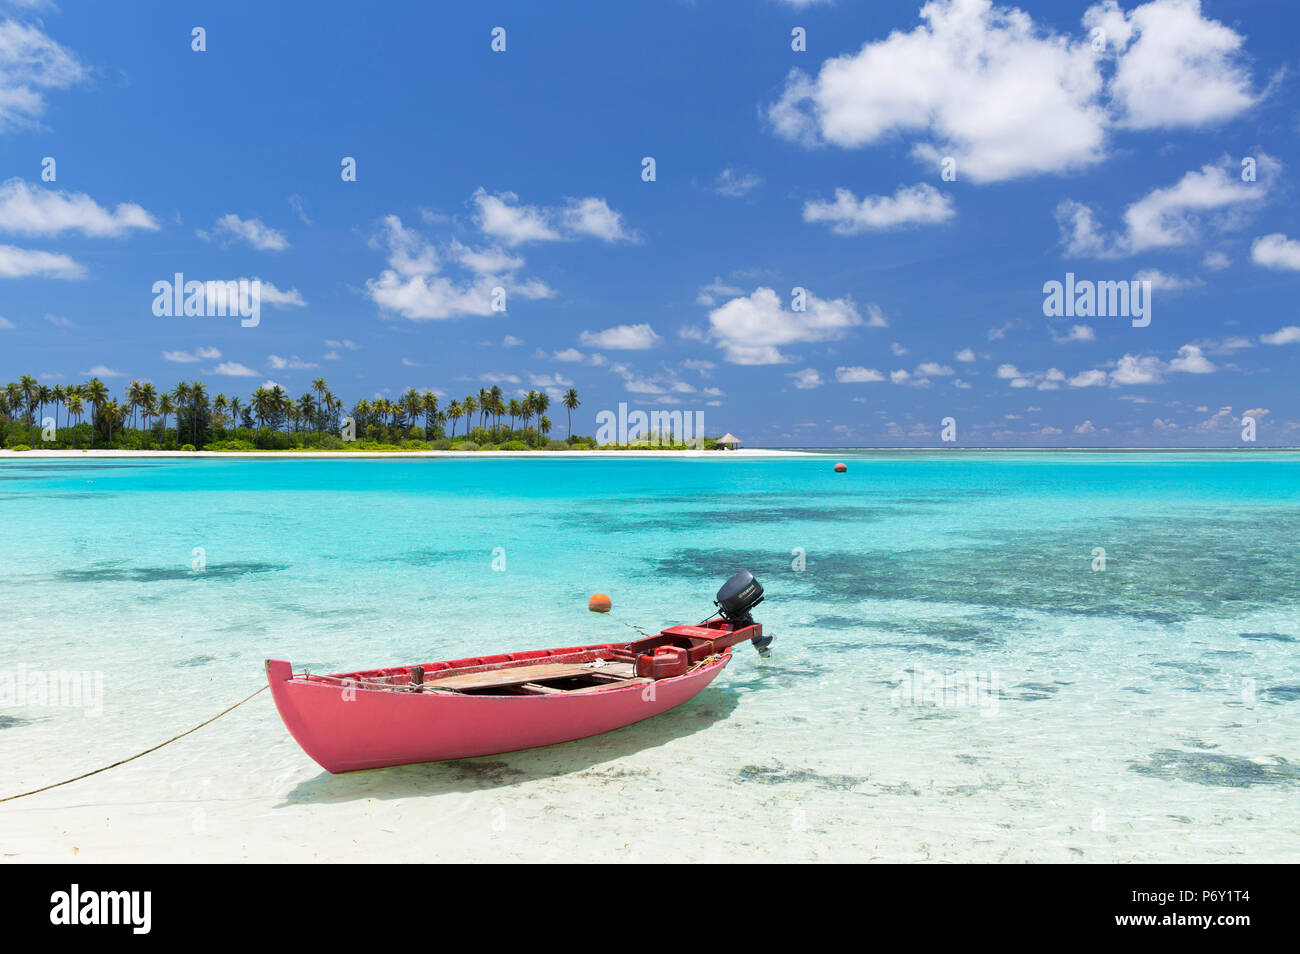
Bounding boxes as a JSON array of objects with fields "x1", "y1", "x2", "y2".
[
  {"x1": 521, "y1": 390, "x2": 539, "y2": 433},
  {"x1": 422, "y1": 391, "x2": 439, "y2": 436},
  {"x1": 507, "y1": 398, "x2": 521, "y2": 434},
  {"x1": 295, "y1": 394, "x2": 313, "y2": 434},
  {"x1": 66, "y1": 390, "x2": 84, "y2": 436},
  {"x1": 539, "y1": 415, "x2": 552, "y2": 440},
  {"x1": 189, "y1": 380, "x2": 209, "y2": 444},
  {"x1": 562, "y1": 387, "x2": 580, "y2": 438},
  {"x1": 228, "y1": 396, "x2": 243, "y2": 432},
  {"x1": 488, "y1": 385, "x2": 504, "y2": 436},
  {"x1": 84, "y1": 378, "x2": 109, "y2": 447},
  {"x1": 52, "y1": 384, "x2": 66, "y2": 435},
  {"x1": 102, "y1": 399, "x2": 126, "y2": 445},
  {"x1": 354, "y1": 399, "x2": 371, "y2": 439},
  {"x1": 328, "y1": 391, "x2": 342, "y2": 431},
  {"x1": 18, "y1": 375, "x2": 37, "y2": 426},
  {"x1": 463, "y1": 395, "x2": 477, "y2": 435},
  {"x1": 268, "y1": 385, "x2": 288, "y2": 432},
  {"x1": 140, "y1": 383, "x2": 158, "y2": 447},
  {"x1": 403, "y1": 389, "x2": 422, "y2": 437},
  {"x1": 126, "y1": 380, "x2": 144, "y2": 433},
  {"x1": 310, "y1": 377, "x2": 328, "y2": 433},
  {"x1": 35, "y1": 384, "x2": 52, "y2": 434},
  {"x1": 212, "y1": 393, "x2": 229, "y2": 429},
  {"x1": 171, "y1": 382, "x2": 191, "y2": 442},
  {"x1": 158, "y1": 393, "x2": 175, "y2": 443},
  {"x1": 251, "y1": 387, "x2": 271, "y2": 432},
  {"x1": 447, "y1": 400, "x2": 463, "y2": 438},
  {"x1": 4, "y1": 382, "x2": 22, "y2": 437}
]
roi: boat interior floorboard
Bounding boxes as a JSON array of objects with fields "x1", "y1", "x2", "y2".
[{"x1": 425, "y1": 659, "x2": 640, "y2": 694}]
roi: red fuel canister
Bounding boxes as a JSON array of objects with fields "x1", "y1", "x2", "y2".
[{"x1": 636, "y1": 645, "x2": 689, "y2": 679}]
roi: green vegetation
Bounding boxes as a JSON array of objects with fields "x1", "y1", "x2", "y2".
[
  {"x1": 1, "y1": 375, "x2": 726, "y2": 453},
  {"x1": 1, "y1": 376, "x2": 596, "y2": 452}
]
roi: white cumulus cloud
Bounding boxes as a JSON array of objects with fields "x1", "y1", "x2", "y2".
[
  {"x1": 202, "y1": 213, "x2": 289, "y2": 252},
  {"x1": 0, "y1": 178, "x2": 158, "y2": 237},
  {"x1": 1167, "y1": 343, "x2": 1214, "y2": 373},
  {"x1": 803, "y1": 183, "x2": 954, "y2": 234},
  {"x1": 366, "y1": 214, "x2": 552, "y2": 320},
  {"x1": 768, "y1": 0, "x2": 1259, "y2": 184},
  {"x1": 1260, "y1": 326, "x2": 1300, "y2": 346},
  {"x1": 1084, "y1": 0, "x2": 1258, "y2": 129},
  {"x1": 578, "y1": 323, "x2": 661, "y2": 350},
  {"x1": 163, "y1": 346, "x2": 221, "y2": 363},
  {"x1": 0, "y1": 20, "x2": 88, "y2": 133},
  {"x1": 706, "y1": 286, "x2": 862, "y2": 364},
  {"x1": 209, "y1": 362, "x2": 259, "y2": 377},
  {"x1": 1251, "y1": 233, "x2": 1300, "y2": 271},
  {"x1": 1057, "y1": 153, "x2": 1276, "y2": 257},
  {"x1": 789, "y1": 368, "x2": 823, "y2": 389},
  {"x1": 0, "y1": 243, "x2": 82, "y2": 278},
  {"x1": 836, "y1": 366, "x2": 886, "y2": 383},
  {"x1": 472, "y1": 189, "x2": 637, "y2": 245}
]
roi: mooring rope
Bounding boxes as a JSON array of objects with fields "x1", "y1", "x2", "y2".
[
  {"x1": 0, "y1": 684, "x2": 267, "y2": 804},
  {"x1": 614, "y1": 618, "x2": 654, "y2": 639}
]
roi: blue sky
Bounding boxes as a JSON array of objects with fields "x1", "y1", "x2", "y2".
[{"x1": 2, "y1": 0, "x2": 1299, "y2": 446}]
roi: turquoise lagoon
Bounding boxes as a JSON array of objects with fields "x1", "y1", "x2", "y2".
[{"x1": 1, "y1": 452, "x2": 1298, "y2": 862}]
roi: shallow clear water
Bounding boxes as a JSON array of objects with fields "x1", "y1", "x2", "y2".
[{"x1": 2, "y1": 452, "x2": 1298, "y2": 861}]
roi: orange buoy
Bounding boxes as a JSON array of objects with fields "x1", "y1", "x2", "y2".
[
  {"x1": 588, "y1": 593, "x2": 612, "y2": 613},
  {"x1": 834, "y1": 462, "x2": 847, "y2": 473}
]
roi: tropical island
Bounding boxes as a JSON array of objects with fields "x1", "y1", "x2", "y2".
[{"x1": 0, "y1": 375, "x2": 732, "y2": 453}]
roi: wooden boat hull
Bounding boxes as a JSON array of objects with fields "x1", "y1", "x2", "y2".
[{"x1": 265, "y1": 648, "x2": 733, "y2": 772}]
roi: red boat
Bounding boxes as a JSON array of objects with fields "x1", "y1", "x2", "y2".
[{"x1": 267, "y1": 571, "x2": 772, "y2": 772}]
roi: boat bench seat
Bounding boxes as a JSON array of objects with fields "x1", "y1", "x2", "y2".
[{"x1": 427, "y1": 660, "x2": 638, "y2": 693}]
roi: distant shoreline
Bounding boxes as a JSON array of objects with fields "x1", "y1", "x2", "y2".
[
  {"x1": 0, "y1": 447, "x2": 813, "y2": 459},
  {"x1": 779, "y1": 446, "x2": 1300, "y2": 452},
  {"x1": 1, "y1": 446, "x2": 1294, "y2": 460}
]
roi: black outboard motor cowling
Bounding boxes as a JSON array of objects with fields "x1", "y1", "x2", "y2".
[
  {"x1": 715, "y1": 570, "x2": 773, "y2": 657},
  {"x1": 715, "y1": 570, "x2": 763, "y2": 623}
]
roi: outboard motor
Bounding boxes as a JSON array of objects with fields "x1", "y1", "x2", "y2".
[{"x1": 715, "y1": 570, "x2": 773, "y2": 657}]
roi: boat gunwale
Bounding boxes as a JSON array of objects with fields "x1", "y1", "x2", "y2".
[
  {"x1": 282, "y1": 646, "x2": 733, "y2": 700},
  {"x1": 304, "y1": 642, "x2": 625, "y2": 683}
]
